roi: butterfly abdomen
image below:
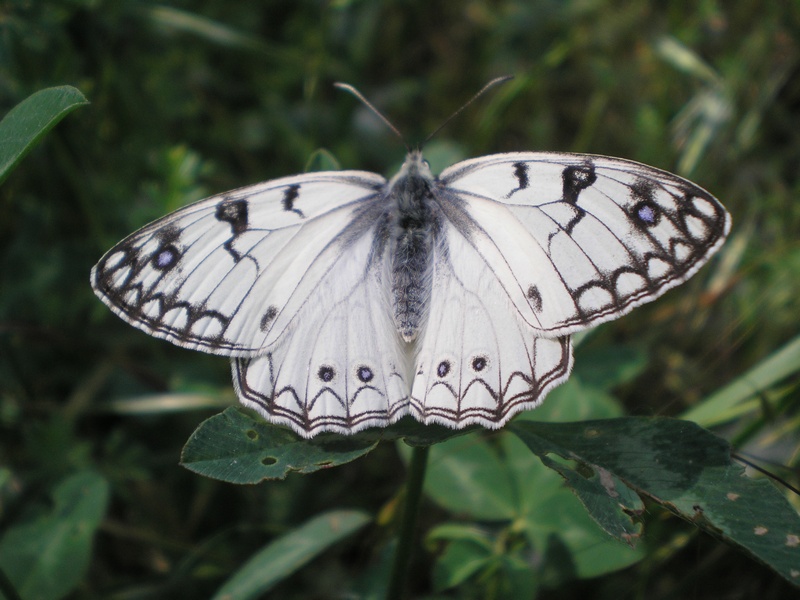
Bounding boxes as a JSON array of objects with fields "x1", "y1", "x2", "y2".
[{"x1": 389, "y1": 154, "x2": 439, "y2": 342}]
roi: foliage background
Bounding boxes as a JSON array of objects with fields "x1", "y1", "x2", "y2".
[{"x1": 1, "y1": 0, "x2": 799, "y2": 598}]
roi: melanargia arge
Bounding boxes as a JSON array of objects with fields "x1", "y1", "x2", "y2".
[{"x1": 92, "y1": 85, "x2": 730, "y2": 438}]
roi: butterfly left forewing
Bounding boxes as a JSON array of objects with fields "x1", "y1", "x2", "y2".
[
  {"x1": 92, "y1": 171, "x2": 386, "y2": 356},
  {"x1": 438, "y1": 152, "x2": 730, "y2": 337}
]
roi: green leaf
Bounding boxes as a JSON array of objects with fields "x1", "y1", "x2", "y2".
[
  {"x1": 346, "y1": 416, "x2": 479, "y2": 447},
  {"x1": 653, "y1": 35, "x2": 723, "y2": 85},
  {"x1": 384, "y1": 417, "x2": 480, "y2": 446},
  {"x1": 0, "y1": 86, "x2": 88, "y2": 186},
  {"x1": 304, "y1": 148, "x2": 341, "y2": 172},
  {"x1": 431, "y1": 538, "x2": 493, "y2": 591},
  {"x1": 180, "y1": 410, "x2": 477, "y2": 484},
  {"x1": 533, "y1": 452, "x2": 643, "y2": 543},
  {"x1": 180, "y1": 408, "x2": 377, "y2": 483},
  {"x1": 511, "y1": 417, "x2": 800, "y2": 586},
  {"x1": 142, "y1": 5, "x2": 274, "y2": 54},
  {"x1": 411, "y1": 379, "x2": 641, "y2": 581},
  {"x1": 212, "y1": 510, "x2": 370, "y2": 600},
  {"x1": 0, "y1": 471, "x2": 109, "y2": 600},
  {"x1": 428, "y1": 524, "x2": 540, "y2": 597},
  {"x1": 427, "y1": 523, "x2": 497, "y2": 549},
  {"x1": 502, "y1": 433, "x2": 644, "y2": 579},
  {"x1": 515, "y1": 376, "x2": 624, "y2": 423},
  {"x1": 500, "y1": 553, "x2": 539, "y2": 599}
]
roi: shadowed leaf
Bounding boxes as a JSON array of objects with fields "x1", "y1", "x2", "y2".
[
  {"x1": 511, "y1": 418, "x2": 800, "y2": 586},
  {"x1": 181, "y1": 408, "x2": 377, "y2": 483}
]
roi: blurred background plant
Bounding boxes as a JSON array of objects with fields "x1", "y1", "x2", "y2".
[{"x1": 0, "y1": 1, "x2": 798, "y2": 598}]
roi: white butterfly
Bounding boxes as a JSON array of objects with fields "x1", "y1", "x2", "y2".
[{"x1": 92, "y1": 134, "x2": 729, "y2": 438}]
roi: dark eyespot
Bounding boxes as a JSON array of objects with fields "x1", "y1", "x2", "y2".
[
  {"x1": 471, "y1": 356, "x2": 487, "y2": 372},
  {"x1": 318, "y1": 365, "x2": 335, "y2": 382},
  {"x1": 153, "y1": 245, "x2": 179, "y2": 270},
  {"x1": 437, "y1": 361, "x2": 450, "y2": 378},
  {"x1": 357, "y1": 366, "x2": 374, "y2": 383},
  {"x1": 634, "y1": 201, "x2": 660, "y2": 226}
]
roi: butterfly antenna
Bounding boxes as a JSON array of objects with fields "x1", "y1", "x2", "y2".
[
  {"x1": 334, "y1": 82, "x2": 408, "y2": 149},
  {"x1": 422, "y1": 75, "x2": 514, "y2": 147}
]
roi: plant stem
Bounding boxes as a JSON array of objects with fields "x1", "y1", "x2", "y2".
[{"x1": 386, "y1": 444, "x2": 430, "y2": 600}]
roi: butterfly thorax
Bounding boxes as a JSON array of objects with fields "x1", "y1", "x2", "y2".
[{"x1": 388, "y1": 152, "x2": 438, "y2": 342}]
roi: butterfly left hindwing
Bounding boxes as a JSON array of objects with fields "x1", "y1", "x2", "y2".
[{"x1": 231, "y1": 222, "x2": 412, "y2": 437}]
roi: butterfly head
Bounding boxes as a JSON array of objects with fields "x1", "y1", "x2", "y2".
[{"x1": 391, "y1": 150, "x2": 434, "y2": 186}]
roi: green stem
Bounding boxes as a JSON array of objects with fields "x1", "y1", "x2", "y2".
[{"x1": 386, "y1": 444, "x2": 430, "y2": 600}]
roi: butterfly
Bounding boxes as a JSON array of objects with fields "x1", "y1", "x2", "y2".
[{"x1": 91, "y1": 93, "x2": 730, "y2": 439}]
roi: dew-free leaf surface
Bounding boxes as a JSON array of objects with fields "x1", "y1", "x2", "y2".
[
  {"x1": 180, "y1": 408, "x2": 377, "y2": 483},
  {"x1": 0, "y1": 86, "x2": 88, "y2": 186},
  {"x1": 511, "y1": 417, "x2": 800, "y2": 586}
]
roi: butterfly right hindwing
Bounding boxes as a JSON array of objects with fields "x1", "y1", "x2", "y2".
[{"x1": 411, "y1": 218, "x2": 573, "y2": 429}]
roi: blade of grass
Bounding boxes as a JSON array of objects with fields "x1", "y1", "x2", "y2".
[
  {"x1": 212, "y1": 510, "x2": 370, "y2": 600},
  {"x1": 682, "y1": 334, "x2": 800, "y2": 427}
]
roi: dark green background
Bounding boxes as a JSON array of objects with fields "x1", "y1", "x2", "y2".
[{"x1": 1, "y1": 1, "x2": 798, "y2": 598}]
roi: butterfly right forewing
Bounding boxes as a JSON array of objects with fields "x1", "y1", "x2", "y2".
[{"x1": 438, "y1": 152, "x2": 730, "y2": 337}]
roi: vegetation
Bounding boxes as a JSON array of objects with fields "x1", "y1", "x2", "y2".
[{"x1": 1, "y1": 1, "x2": 799, "y2": 598}]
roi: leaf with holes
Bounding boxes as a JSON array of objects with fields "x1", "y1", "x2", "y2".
[
  {"x1": 180, "y1": 408, "x2": 377, "y2": 483},
  {"x1": 510, "y1": 417, "x2": 800, "y2": 586}
]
